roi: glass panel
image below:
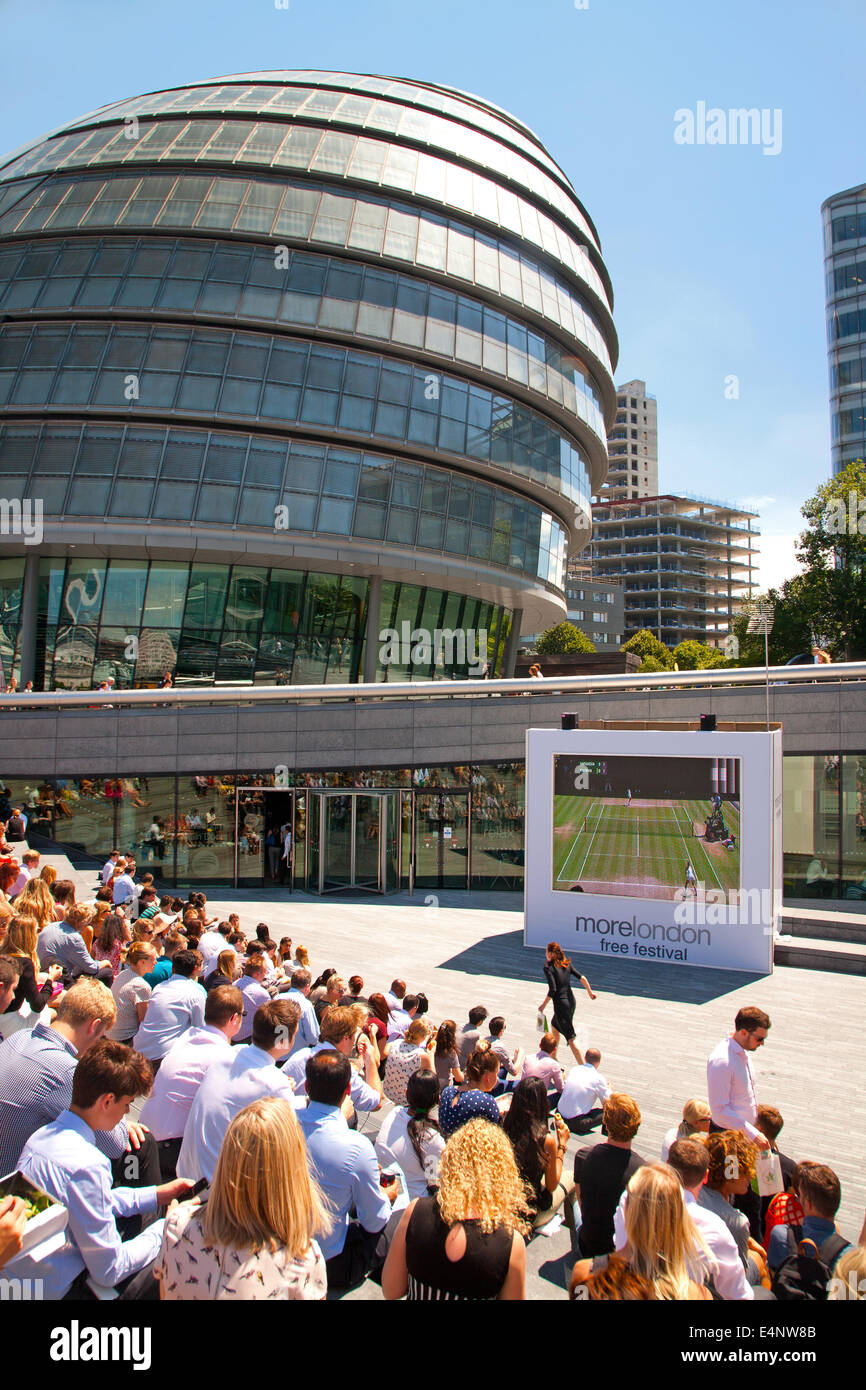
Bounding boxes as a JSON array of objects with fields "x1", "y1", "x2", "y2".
[
  {"x1": 100, "y1": 559, "x2": 149, "y2": 626},
  {"x1": 783, "y1": 755, "x2": 839, "y2": 899},
  {"x1": 322, "y1": 794, "x2": 353, "y2": 889},
  {"x1": 142, "y1": 563, "x2": 189, "y2": 627},
  {"x1": 175, "y1": 773, "x2": 237, "y2": 883}
]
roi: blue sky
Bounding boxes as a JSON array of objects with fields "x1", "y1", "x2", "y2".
[{"x1": 2, "y1": 0, "x2": 864, "y2": 587}]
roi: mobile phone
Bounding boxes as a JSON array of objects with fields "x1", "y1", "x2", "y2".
[
  {"x1": 379, "y1": 1170, "x2": 397, "y2": 1188},
  {"x1": 183, "y1": 1177, "x2": 209, "y2": 1200}
]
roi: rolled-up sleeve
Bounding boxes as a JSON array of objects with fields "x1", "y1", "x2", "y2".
[
  {"x1": 71, "y1": 1170, "x2": 163, "y2": 1288},
  {"x1": 352, "y1": 1142, "x2": 391, "y2": 1235},
  {"x1": 350, "y1": 1069, "x2": 382, "y2": 1112}
]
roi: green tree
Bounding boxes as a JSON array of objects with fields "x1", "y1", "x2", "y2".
[
  {"x1": 731, "y1": 590, "x2": 813, "y2": 666},
  {"x1": 621, "y1": 628, "x2": 674, "y2": 668},
  {"x1": 672, "y1": 639, "x2": 729, "y2": 670},
  {"x1": 791, "y1": 458, "x2": 866, "y2": 659},
  {"x1": 536, "y1": 621, "x2": 596, "y2": 655},
  {"x1": 637, "y1": 655, "x2": 668, "y2": 673}
]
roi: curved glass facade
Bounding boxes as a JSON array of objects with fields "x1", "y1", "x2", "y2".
[
  {"x1": 0, "y1": 71, "x2": 617, "y2": 689},
  {"x1": 0, "y1": 236, "x2": 608, "y2": 429},
  {"x1": 0, "y1": 555, "x2": 510, "y2": 688},
  {"x1": 0, "y1": 173, "x2": 613, "y2": 362},
  {"x1": 824, "y1": 184, "x2": 866, "y2": 473}
]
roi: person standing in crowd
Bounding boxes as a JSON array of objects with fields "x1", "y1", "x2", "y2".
[
  {"x1": 382, "y1": 1118, "x2": 529, "y2": 1301},
  {"x1": 538, "y1": 941, "x2": 596, "y2": 1065},
  {"x1": 157, "y1": 1097, "x2": 330, "y2": 1300},
  {"x1": 706, "y1": 1006, "x2": 771, "y2": 1147}
]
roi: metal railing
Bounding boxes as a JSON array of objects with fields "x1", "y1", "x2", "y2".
[{"x1": 0, "y1": 661, "x2": 864, "y2": 711}]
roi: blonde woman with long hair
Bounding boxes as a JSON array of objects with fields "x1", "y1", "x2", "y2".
[
  {"x1": 15, "y1": 876, "x2": 57, "y2": 932},
  {"x1": 156, "y1": 1097, "x2": 331, "y2": 1299},
  {"x1": 382, "y1": 1117, "x2": 529, "y2": 1300},
  {"x1": 0, "y1": 913, "x2": 61, "y2": 1038},
  {"x1": 661, "y1": 1098, "x2": 712, "y2": 1161},
  {"x1": 572, "y1": 1164, "x2": 711, "y2": 1300},
  {"x1": 39, "y1": 864, "x2": 57, "y2": 891}
]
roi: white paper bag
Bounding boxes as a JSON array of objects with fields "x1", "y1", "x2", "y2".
[{"x1": 755, "y1": 1148, "x2": 783, "y2": 1197}]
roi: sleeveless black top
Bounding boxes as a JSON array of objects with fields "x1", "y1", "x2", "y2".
[{"x1": 404, "y1": 1196, "x2": 513, "y2": 1300}]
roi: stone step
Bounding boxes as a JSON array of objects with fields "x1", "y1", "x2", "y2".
[
  {"x1": 780, "y1": 905, "x2": 866, "y2": 946},
  {"x1": 774, "y1": 932, "x2": 866, "y2": 976}
]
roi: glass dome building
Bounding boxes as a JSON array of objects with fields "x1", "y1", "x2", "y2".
[{"x1": 0, "y1": 71, "x2": 618, "y2": 688}]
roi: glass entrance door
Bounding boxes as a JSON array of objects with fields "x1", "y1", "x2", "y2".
[
  {"x1": 413, "y1": 791, "x2": 470, "y2": 890},
  {"x1": 312, "y1": 791, "x2": 399, "y2": 893}
]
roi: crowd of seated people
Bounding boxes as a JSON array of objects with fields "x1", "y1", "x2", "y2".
[{"x1": 0, "y1": 835, "x2": 862, "y2": 1303}]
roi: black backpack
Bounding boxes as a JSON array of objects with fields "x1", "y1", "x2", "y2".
[{"x1": 771, "y1": 1225, "x2": 849, "y2": 1301}]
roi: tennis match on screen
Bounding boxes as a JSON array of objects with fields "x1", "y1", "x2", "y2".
[{"x1": 552, "y1": 754, "x2": 741, "y2": 902}]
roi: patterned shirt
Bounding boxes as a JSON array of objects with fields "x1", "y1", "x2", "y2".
[{"x1": 156, "y1": 1201, "x2": 326, "y2": 1300}]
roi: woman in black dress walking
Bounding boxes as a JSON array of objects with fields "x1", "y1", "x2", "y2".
[{"x1": 538, "y1": 941, "x2": 596, "y2": 1063}]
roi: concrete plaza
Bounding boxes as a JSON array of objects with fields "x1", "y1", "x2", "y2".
[{"x1": 196, "y1": 885, "x2": 864, "y2": 1299}]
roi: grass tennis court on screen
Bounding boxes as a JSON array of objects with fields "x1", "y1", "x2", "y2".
[{"x1": 552, "y1": 796, "x2": 741, "y2": 902}]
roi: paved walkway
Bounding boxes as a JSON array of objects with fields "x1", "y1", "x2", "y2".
[{"x1": 196, "y1": 886, "x2": 864, "y2": 1297}]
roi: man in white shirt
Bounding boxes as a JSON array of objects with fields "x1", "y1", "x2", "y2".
[
  {"x1": 139, "y1": 985, "x2": 243, "y2": 1180},
  {"x1": 384, "y1": 979, "x2": 406, "y2": 1014},
  {"x1": 558, "y1": 1047, "x2": 611, "y2": 1134},
  {"x1": 235, "y1": 958, "x2": 271, "y2": 1043},
  {"x1": 133, "y1": 951, "x2": 205, "y2": 1067},
  {"x1": 197, "y1": 922, "x2": 236, "y2": 979},
  {"x1": 387, "y1": 993, "x2": 420, "y2": 1043},
  {"x1": 177, "y1": 999, "x2": 302, "y2": 1183},
  {"x1": 16, "y1": 1039, "x2": 192, "y2": 1300},
  {"x1": 101, "y1": 851, "x2": 120, "y2": 886},
  {"x1": 706, "y1": 1006, "x2": 771, "y2": 1148},
  {"x1": 284, "y1": 1005, "x2": 383, "y2": 1111}
]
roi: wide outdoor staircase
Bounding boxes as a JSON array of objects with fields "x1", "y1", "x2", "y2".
[{"x1": 776, "y1": 904, "x2": 866, "y2": 976}]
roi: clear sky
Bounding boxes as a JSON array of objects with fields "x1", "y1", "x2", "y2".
[{"x1": 2, "y1": 0, "x2": 864, "y2": 588}]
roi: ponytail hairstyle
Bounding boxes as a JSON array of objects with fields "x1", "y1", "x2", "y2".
[
  {"x1": 435, "y1": 1018, "x2": 457, "y2": 1058},
  {"x1": 464, "y1": 1040, "x2": 499, "y2": 1087},
  {"x1": 405, "y1": 1068, "x2": 442, "y2": 1171},
  {"x1": 547, "y1": 940, "x2": 571, "y2": 970}
]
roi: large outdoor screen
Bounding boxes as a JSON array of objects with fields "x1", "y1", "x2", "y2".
[{"x1": 552, "y1": 753, "x2": 741, "y2": 902}]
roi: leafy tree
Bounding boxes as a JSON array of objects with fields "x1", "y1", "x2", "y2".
[
  {"x1": 621, "y1": 628, "x2": 674, "y2": 669},
  {"x1": 536, "y1": 622, "x2": 595, "y2": 655},
  {"x1": 673, "y1": 639, "x2": 730, "y2": 670},
  {"x1": 791, "y1": 458, "x2": 866, "y2": 659},
  {"x1": 638, "y1": 655, "x2": 667, "y2": 673}
]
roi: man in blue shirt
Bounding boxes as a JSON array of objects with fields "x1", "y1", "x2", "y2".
[
  {"x1": 143, "y1": 930, "x2": 187, "y2": 990},
  {"x1": 299, "y1": 1051, "x2": 399, "y2": 1291},
  {"x1": 17, "y1": 1039, "x2": 193, "y2": 1299},
  {"x1": 284, "y1": 968, "x2": 319, "y2": 1058},
  {"x1": 37, "y1": 903, "x2": 113, "y2": 985},
  {"x1": 767, "y1": 1162, "x2": 850, "y2": 1275},
  {"x1": 133, "y1": 950, "x2": 205, "y2": 1067}
]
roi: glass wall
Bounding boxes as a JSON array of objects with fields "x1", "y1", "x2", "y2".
[
  {"x1": 4, "y1": 552, "x2": 511, "y2": 689},
  {"x1": 15, "y1": 752, "x2": 864, "y2": 900}
]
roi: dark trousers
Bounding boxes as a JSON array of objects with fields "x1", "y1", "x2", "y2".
[
  {"x1": 156, "y1": 1136, "x2": 183, "y2": 1183},
  {"x1": 111, "y1": 1129, "x2": 162, "y2": 1240},
  {"x1": 325, "y1": 1210, "x2": 402, "y2": 1293},
  {"x1": 563, "y1": 1107, "x2": 604, "y2": 1136}
]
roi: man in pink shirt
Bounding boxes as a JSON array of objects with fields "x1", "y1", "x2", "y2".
[{"x1": 521, "y1": 1032, "x2": 564, "y2": 1100}]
